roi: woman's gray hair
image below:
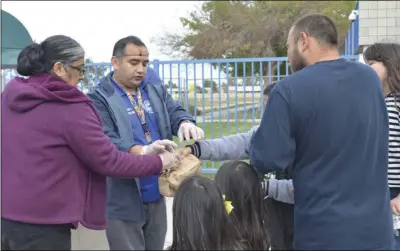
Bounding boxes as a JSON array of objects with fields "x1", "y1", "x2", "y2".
[{"x1": 17, "y1": 35, "x2": 85, "y2": 76}]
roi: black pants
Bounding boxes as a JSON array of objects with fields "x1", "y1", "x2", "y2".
[
  {"x1": 264, "y1": 198, "x2": 294, "y2": 250},
  {"x1": 1, "y1": 218, "x2": 72, "y2": 250}
]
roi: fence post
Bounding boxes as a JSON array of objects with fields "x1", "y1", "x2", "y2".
[{"x1": 152, "y1": 59, "x2": 160, "y2": 76}]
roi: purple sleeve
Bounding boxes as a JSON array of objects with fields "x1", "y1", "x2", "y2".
[{"x1": 62, "y1": 102, "x2": 163, "y2": 178}]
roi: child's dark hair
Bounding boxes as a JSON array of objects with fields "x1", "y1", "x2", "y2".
[
  {"x1": 170, "y1": 176, "x2": 247, "y2": 250},
  {"x1": 215, "y1": 161, "x2": 270, "y2": 250},
  {"x1": 363, "y1": 43, "x2": 400, "y2": 95}
]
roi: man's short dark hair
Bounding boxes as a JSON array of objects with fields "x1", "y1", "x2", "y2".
[
  {"x1": 264, "y1": 82, "x2": 277, "y2": 96},
  {"x1": 291, "y1": 14, "x2": 338, "y2": 47},
  {"x1": 112, "y1": 36, "x2": 146, "y2": 57}
]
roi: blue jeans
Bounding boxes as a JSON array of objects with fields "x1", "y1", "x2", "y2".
[{"x1": 391, "y1": 188, "x2": 400, "y2": 250}]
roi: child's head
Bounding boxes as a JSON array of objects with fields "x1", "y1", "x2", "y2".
[
  {"x1": 171, "y1": 175, "x2": 246, "y2": 250},
  {"x1": 215, "y1": 160, "x2": 269, "y2": 250},
  {"x1": 363, "y1": 43, "x2": 400, "y2": 95}
]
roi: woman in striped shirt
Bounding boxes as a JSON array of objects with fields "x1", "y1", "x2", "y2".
[{"x1": 364, "y1": 43, "x2": 400, "y2": 249}]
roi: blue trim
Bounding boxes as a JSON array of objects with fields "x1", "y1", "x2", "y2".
[{"x1": 344, "y1": 1, "x2": 359, "y2": 55}]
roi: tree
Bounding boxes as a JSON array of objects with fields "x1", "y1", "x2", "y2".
[
  {"x1": 203, "y1": 79, "x2": 218, "y2": 92},
  {"x1": 153, "y1": 1, "x2": 356, "y2": 87}
]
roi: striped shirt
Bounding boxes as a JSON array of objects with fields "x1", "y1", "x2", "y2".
[{"x1": 386, "y1": 94, "x2": 400, "y2": 188}]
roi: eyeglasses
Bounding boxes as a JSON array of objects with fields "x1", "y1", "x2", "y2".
[{"x1": 69, "y1": 65, "x2": 86, "y2": 76}]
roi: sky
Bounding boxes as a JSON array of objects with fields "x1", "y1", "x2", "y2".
[{"x1": 2, "y1": 1, "x2": 202, "y2": 62}]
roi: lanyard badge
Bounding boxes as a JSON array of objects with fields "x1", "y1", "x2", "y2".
[{"x1": 126, "y1": 89, "x2": 152, "y2": 144}]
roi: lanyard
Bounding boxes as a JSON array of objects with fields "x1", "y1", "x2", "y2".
[{"x1": 126, "y1": 89, "x2": 152, "y2": 144}]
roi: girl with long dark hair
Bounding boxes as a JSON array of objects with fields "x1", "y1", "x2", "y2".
[
  {"x1": 215, "y1": 161, "x2": 270, "y2": 250},
  {"x1": 169, "y1": 176, "x2": 247, "y2": 250}
]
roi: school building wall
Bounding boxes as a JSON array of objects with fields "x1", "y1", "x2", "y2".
[{"x1": 358, "y1": 1, "x2": 400, "y2": 48}]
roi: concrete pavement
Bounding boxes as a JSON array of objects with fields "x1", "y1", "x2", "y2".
[{"x1": 71, "y1": 197, "x2": 174, "y2": 250}]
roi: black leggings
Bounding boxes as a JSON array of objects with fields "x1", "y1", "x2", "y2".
[{"x1": 1, "y1": 218, "x2": 72, "y2": 250}]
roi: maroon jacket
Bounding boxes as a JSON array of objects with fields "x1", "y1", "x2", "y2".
[{"x1": 1, "y1": 73, "x2": 163, "y2": 229}]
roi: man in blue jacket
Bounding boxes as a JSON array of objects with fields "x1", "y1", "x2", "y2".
[{"x1": 87, "y1": 36, "x2": 204, "y2": 251}]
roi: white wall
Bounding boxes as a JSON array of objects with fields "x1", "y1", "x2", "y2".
[{"x1": 359, "y1": 1, "x2": 400, "y2": 46}]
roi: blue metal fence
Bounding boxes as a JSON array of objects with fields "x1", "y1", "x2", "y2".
[
  {"x1": 1, "y1": 55, "x2": 359, "y2": 173},
  {"x1": 344, "y1": 1, "x2": 359, "y2": 55},
  {"x1": 81, "y1": 57, "x2": 292, "y2": 173}
]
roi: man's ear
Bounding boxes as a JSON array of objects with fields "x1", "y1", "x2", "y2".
[
  {"x1": 111, "y1": 56, "x2": 119, "y2": 70},
  {"x1": 298, "y1": 32, "x2": 310, "y2": 53}
]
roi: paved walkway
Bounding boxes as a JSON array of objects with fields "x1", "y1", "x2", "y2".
[{"x1": 71, "y1": 198, "x2": 174, "y2": 250}]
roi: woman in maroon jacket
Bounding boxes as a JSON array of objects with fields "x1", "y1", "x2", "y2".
[{"x1": 1, "y1": 35, "x2": 179, "y2": 250}]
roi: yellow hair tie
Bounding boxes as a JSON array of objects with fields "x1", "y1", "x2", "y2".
[{"x1": 222, "y1": 195, "x2": 234, "y2": 215}]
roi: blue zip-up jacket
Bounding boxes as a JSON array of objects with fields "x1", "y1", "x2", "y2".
[{"x1": 87, "y1": 68, "x2": 195, "y2": 221}]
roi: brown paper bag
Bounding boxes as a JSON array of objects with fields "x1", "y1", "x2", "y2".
[{"x1": 158, "y1": 153, "x2": 202, "y2": 197}]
